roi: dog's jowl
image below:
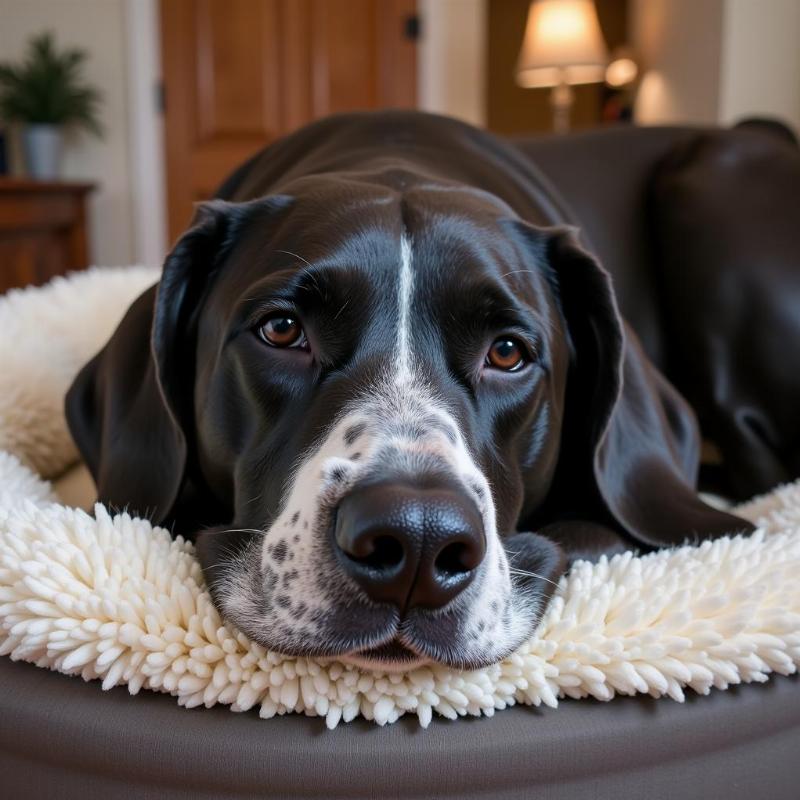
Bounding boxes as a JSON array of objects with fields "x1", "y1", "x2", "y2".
[{"x1": 66, "y1": 111, "x2": 752, "y2": 670}]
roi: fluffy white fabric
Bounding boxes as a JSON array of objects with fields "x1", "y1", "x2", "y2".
[
  {"x1": 0, "y1": 267, "x2": 159, "y2": 480},
  {"x1": 1, "y1": 268, "x2": 798, "y2": 728}
]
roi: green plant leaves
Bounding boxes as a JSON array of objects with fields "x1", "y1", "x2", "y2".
[{"x1": 0, "y1": 31, "x2": 103, "y2": 136}]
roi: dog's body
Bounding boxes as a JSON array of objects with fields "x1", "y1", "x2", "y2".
[{"x1": 67, "y1": 111, "x2": 753, "y2": 671}]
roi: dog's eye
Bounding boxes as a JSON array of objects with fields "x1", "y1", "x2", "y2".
[
  {"x1": 486, "y1": 337, "x2": 527, "y2": 371},
  {"x1": 257, "y1": 315, "x2": 307, "y2": 348}
]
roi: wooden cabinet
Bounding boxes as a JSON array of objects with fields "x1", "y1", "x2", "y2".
[
  {"x1": 160, "y1": 0, "x2": 418, "y2": 242},
  {"x1": 0, "y1": 179, "x2": 94, "y2": 294}
]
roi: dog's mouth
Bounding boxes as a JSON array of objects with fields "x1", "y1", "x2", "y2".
[
  {"x1": 360, "y1": 640, "x2": 417, "y2": 661},
  {"x1": 341, "y1": 638, "x2": 430, "y2": 672}
]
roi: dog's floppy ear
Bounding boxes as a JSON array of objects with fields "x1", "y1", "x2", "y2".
[
  {"x1": 66, "y1": 198, "x2": 290, "y2": 522},
  {"x1": 525, "y1": 225, "x2": 753, "y2": 546}
]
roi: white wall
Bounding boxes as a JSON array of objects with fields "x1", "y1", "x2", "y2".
[
  {"x1": 0, "y1": 0, "x2": 135, "y2": 265},
  {"x1": 417, "y1": 0, "x2": 488, "y2": 127},
  {"x1": 631, "y1": 0, "x2": 725, "y2": 125},
  {"x1": 632, "y1": 0, "x2": 800, "y2": 132},
  {"x1": 719, "y1": 0, "x2": 800, "y2": 132}
]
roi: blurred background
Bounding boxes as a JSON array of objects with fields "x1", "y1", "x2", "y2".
[{"x1": 0, "y1": 0, "x2": 798, "y2": 286}]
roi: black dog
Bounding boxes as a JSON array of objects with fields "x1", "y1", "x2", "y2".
[{"x1": 66, "y1": 111, "x2": 752, "y2": 671}]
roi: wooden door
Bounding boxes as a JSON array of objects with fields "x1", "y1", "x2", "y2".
[{"x1": 160, "y1": 0, "x2": 418, "y2": 242}]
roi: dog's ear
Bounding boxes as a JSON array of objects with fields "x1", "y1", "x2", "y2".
[
  {"x1": 65, "y1": 284, "x2": 185, "y2": 522},
  {"x1": 522, "y1": 225, "x2": 753, "y2": 546},
  {"x1": 66, "y1": 198, "x2": 291, "y2": 522}
]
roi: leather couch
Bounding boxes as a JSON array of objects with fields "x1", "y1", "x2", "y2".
[{"x1": 2, "y1": 123, "x2": 799, "y2": 799}]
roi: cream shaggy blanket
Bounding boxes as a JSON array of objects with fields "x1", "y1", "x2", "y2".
[{"x1": 1, "y1": 268, "x2": 799, "y2": 728}]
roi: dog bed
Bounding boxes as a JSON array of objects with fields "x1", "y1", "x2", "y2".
[{"x1": 1, "y1": 268, "x2": 799, "y2": 729}]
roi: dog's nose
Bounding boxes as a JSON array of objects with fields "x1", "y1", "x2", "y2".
[{"x1": 334, "y1": 482, "x2": 485, "y2": 610}]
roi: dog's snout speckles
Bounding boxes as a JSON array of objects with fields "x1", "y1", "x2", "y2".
[
  {"x1": 328, "y1": 466, "x2": 348, "y2": 484},
  {"x1": 271, "y1": 540, "x2": 288, "y2": 563},
  {"x1": 344, "y1": 422, "x2": 367, "y2": 447}
]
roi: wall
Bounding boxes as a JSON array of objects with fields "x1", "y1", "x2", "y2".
[
  {"x1": 632, "y1": 0, "x2": 800, "y2": 132},
  {"x1": 417, "y1": 0, "x2": 488, "y2": 126},
  {"x1": 719, "y1": 0, "x2": 800, "y2": 132},
  {"x1": 0, "y1": 0, "x2": 135, "y2": 265},
  {"x1": 631, "y1": 0, "x2": 725, "y2": 125}
]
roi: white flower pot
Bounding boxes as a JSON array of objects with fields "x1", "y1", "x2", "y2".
[{"x1": 22, "y1": 124, "x2": 63, "y2": 179}]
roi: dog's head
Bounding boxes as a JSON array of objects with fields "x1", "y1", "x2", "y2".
[{"x1": 66, "y1": 178, "x2": 748, "y2": 669}]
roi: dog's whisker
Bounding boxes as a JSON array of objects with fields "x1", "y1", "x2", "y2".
[
  {"x1": 508, "y1": 567, "x2": 560, "y2": 588},
  {"x1": 201, "y1": 538, "x2": 252, "y2": 573},
  {"x1": 500, "y1": 268, "x2": 536, "y2": 279},
  {"x1": 274, "y1": 248, "x2": 312, "y2": 268},
  {"x1": 505, "y1": 548, "x2": 528, "y2": 565},
  {"x1": 333, "y1": 298, "x2": 351, "y2": 320},
  {"x1": 216, "y1": 527, "x2": 269, "y2": 537},
  {"x1": 202, "y1": 560, "x2": 233, "y2": 572}
]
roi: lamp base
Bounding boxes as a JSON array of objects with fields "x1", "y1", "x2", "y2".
[{"x1": 550, "y1": 81, "x2": 574, "y2": 134}]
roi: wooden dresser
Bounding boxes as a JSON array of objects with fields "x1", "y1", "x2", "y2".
[{"x1": 0, "y1": 178, "x2": 94, "y2": 294}]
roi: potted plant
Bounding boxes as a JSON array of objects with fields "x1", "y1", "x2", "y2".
[{"x1": 0, "y1": 31, "x2": 102, "y2": 180}]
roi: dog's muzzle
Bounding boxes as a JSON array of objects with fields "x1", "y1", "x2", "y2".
[{"x1": 333, "y1": 479, "x2": 486, "y2": 611}]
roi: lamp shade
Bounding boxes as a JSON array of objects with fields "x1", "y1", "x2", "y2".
[{"x1": 516, "y1": 0, "x2": 609, "y2": 88}]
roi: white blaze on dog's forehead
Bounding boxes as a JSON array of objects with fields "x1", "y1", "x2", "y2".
[{"x1": 395, "y1": 234, "x2": 414, "y2": 385}]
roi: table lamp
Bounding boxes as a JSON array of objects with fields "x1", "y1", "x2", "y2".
[{"x1": 515, "y1": 0, "x2": 609, "y2": 133}]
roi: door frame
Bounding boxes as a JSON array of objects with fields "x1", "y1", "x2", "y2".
[{"x1": 123, "y1": 0, "x2": 168, "y2": 265}]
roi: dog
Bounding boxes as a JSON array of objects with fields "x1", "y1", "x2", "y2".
[{"x1": 66, "y1": 111, "x2": 753, "y2": 671}]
